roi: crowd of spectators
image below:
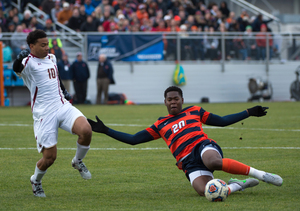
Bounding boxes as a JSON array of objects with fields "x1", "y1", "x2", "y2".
[{"x1": 0, "y1": 0, "x2": 277, "y2": 61}]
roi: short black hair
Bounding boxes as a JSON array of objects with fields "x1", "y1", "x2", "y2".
[
  {"x1": 164, "y1": 86, "x2": 183, "y2": 98},
  {"x1": 26, "y1": 29, "x2": 47, "y2": 46}
]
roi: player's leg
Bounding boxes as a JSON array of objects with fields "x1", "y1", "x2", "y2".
[
  {"x1": 221, "y1": 158, "x2": 283, "y2": 186},
  {"x1": 30, "y1": 146, "x2": 57, "y2": 197},
  {"x1": 71, "y1": 116, "x2": 92, "y2": 179}
]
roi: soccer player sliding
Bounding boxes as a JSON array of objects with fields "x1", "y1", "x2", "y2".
[{"x1": 88, "y1": 86, "x2": 282, "y2": 198}]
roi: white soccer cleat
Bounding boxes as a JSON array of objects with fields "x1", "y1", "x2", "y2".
[
  {"x1": 72, "y1": 158, "x2": 92, "y2": 180},
  {"x1": 228, "y1": 178, "x2": 259, "y2": 191},
  {"x1": 262, "y1": 173, "x2": 283, "y2": 186},
  {"x1": 30, "y1": 175, "x2": 46, "y2": 197}
]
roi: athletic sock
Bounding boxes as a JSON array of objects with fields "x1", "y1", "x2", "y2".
[
  {"x1": 33, "y1": 164, "x2": 47, "y2": 183},
  {"x1": 74, "y1": 142, "x2": 90, "y2": 162},
  {"x1": 222, "y1": 158, "x2": 250, "y2": 175},
  {"x1": 228, "y1": 183, "x2": 242, "y2": 194},
  {"x1": 248, "y1": 167, "x2": 266, "y2": 181}
]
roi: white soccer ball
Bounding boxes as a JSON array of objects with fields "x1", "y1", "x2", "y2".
[{"x1": 204, "y1": 179, "x2": 229, "y2": 202}]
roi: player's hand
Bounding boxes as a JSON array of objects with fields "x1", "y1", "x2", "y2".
[
  {"x1": 247, "y1": 106, "x2": 269, "y2": 117},
  {"x1": 63, "y1": 90, "x2": 72, "y2": 101},
  {"x1": 16, "y1": 49, "x2": 30, "y2": 61},
  {"x1": 87, "y1": 116, "x2": 109, "y2": 134}
]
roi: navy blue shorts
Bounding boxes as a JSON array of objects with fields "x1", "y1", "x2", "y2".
[{"x1": 181, "y1": 139, "x2": 223, "y2": 181}]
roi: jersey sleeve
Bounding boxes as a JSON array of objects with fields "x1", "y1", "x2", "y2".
[
  {"x1": 199, "y1": 107, "x2": 211, "y2": 124},
  {"x1": 145, "y1": 122, "x2": 161, "y2": 140}
]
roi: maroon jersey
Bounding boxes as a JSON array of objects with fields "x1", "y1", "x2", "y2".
[{"x1": 146, "y1": 106, "x2": 211, "y2": 162}]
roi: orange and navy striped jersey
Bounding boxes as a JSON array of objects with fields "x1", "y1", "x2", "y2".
[{"x1": 145, "y1": 106, "x2": 211, "y2": 162}]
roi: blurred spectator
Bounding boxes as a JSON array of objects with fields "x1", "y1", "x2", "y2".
[
  {"x1": 179, "y1": 24, "x2": 192, "y2": 60},
  {"x1": 57, "y1": 2, "x2": 73, "y2": 24},
  {"x1": 0, "y1": 10, "x2": 7, "y2": 31},
  {"x1": 101, "y1": 7, "x2": 113, "y2": 31},
  {"x1": 185, "y1": 14, "x2": 195, "y2": 30},
  {"x1": 99, "y1": 0, "x2": 115, "y2": 15},
  {"x1": 237, "y1": 9, "x2": 250, "y2": 31},
  {"x1": 123, "y1": 4, "x2": 133, "y2": 18},
  {"x1": 7, "y1": 22, "x2": 15, "y2": 32},
  {"x1": 67, "y1": 9, "x2": 83, "y2": 31},
  {"x1": 157, "y1": 0, "x2": 169, "y2": 16},
  {"x1": 12, "y1": 15, "x2": 21, "y2": 27},
  {"x1": 117, "y1": 14, "x2": 129, "y2": 31},
  {"x1": 80, "y1": 15, "x2": 98, "y2": 31},
  {"x1": 218, "y1": 22, "x2": 232, "y2": 60},
  {"x1": 2, "y1": 42, "x2": 13, "y2": 62},
  {"x1": 219, "y1": 1, "x2": 230, "y2": 18},
  {"x1": 255, "y1": 24, "x2": 273, "y2": 60},
  {"x1": 29, "y1": 16, "x2": 45, "y2": 31},
  {"x1": 79, "y1": 5, "x2": 88, "y2": 24},
  {"x1": 109, "y1": 21, "x2": 118, "y2": 32},
  {"x1": 96, "y1": 54, "x2": 115, "y2": 104},
  {"x1": 244, "y1": 25, "x2": 257, "y2": 60},
  {"x1": 70, "y1": 52, "x2": 90, "y2": 104},
  {"x1": 178, "y1": 10, "x2": 186, "y2": 25},
  {"x1": 21, "y1": 10, "x2": 32, "y2": 28},
  {"x1": 50, "y1": 39, "x2": 65, "y2": 62},
  {"x1": 252, "y1": 14, "x2": 273, "y2": 32},
  {"x1": 114, "y1": 0, "x2": 126, "y2": 12},
  {"x1": 10, "y1": 25, "x2": 27, "y2": 58},
  {"x1": 85, "y1": 0, "x2": 95, "y2": 15},
  {"x1": 226, "y1": 11, "x2": 235, "y2": 27},
  {"x1": 51, "y1": 1, "x2": 62, "y2": 23},
  {"x1": 204, "y1": 26, "x2": 219, "y2": 60},
  {"x1": 57, "y1": 53, "x2": 72, "y2": 91},
  {"x1": 190, "y1": 25, "x2": 205, "y2": 60},
  {"x1": 126, "y1": 0, "x2": 138, "y2": 12},
  {"x1": 91, "y1": 0, "x2": 102, "y2": 8},
  {"x1": 41, "y1": 0, "x2": 56, "y2": 17},
  {"x1": 136, "y1": 4, "x2": 148, "y2": 22},
  {"x1": 94, "y1": 6, "x2": 103, "y2": 20},
  {"x1": 12, "y1": 7, "x2": 23, "y2": 23},
  {"x1": 5, "y1": 9, "x2": 15, "y2": 27},
  {"x1": 233, "y1": 34, "x2": 247, "y2": 60},
  {"x1": 194, "y1": 10, "x2": 206, "y2": 30},
  {"x1": 44, "y1": 19, "x2": 55, "y2": 32},
  {"x1": 156, "y1": 19, "x2": 166, "y2": 31}
]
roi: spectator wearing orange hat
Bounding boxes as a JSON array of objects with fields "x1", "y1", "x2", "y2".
[{"x1": 255, "y1": 24, "x2": 273, "y2": 60}]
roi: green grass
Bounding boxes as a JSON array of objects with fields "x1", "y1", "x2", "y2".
[{"x1": 0, "y1": 102, "x2": 299, "y2": 210}]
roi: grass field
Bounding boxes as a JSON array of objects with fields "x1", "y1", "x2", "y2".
[{"x1": 0, "y1": 102, "x2": 299, "y2": 211}]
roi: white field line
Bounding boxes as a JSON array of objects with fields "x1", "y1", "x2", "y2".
[
  {"x1": 1, "y1": 123, "x2": 300, "y2": 132},
  {"x1": 0, "y1": 147, "x2": 299, "y2": 150}
]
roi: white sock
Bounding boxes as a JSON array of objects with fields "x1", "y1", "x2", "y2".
[
  {"x1": 33, "y1": 164, "x2": 47, "y2": 183},
  {"x1": 248, "y1": 167, "x2": 266, "y2": 181},
  {"x1": 74, "y1": 142, "x2": 90, "y2": 162},
  {"x1": 228, "y1": 183, "x2": 242, "y2": 193}
]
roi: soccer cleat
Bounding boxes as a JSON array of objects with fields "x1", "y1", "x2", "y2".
[
  {"x1": 228, "y1": 178, "x2": 259, "y2": 191},
  {"x1": 262, "y1": 173, "x2": 283, "y2": 186},
  {"x1": 30, "y1": 175, "x2": 46, "y2": 197},
  {"x1": 72, "y1": 158, "x2": 92, "y2": 180}
]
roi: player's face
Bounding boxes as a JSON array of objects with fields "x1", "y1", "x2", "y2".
[
  {"x1": 164, "y1": 91, "x2": 184, "y2": 115},
  {"x1": 30, "y1": 37, "x2": 49, "y2": 58}
]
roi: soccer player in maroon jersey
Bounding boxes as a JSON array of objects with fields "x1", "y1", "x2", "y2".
[{"x1": 88, "y1": 86, "x2": 282, "y2": 197}]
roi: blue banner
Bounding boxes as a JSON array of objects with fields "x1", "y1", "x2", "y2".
[{"x1": 87, "y1": 34, "x2": 164, "y2": 61}]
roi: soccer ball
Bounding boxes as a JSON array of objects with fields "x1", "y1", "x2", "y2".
[{"x1": 204, "y1": 179, "x2": 229, "y2": 202}]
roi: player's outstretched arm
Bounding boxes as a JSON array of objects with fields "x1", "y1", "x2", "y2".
[
  {"x1": 87, "y1": 116, "x2": 153, "y2": 145},
  {"x1": 13, "y1": 49, "x2": 30, "y2": 74},
  {"x1": 205, "y1": 105, "x2": 268, "y2": 127}
]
